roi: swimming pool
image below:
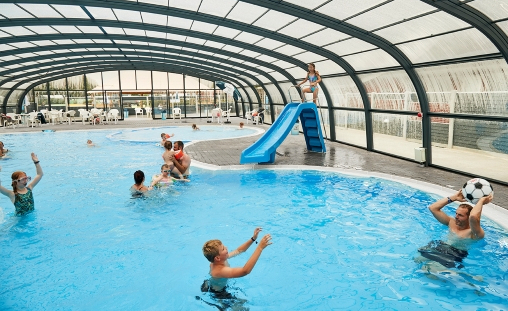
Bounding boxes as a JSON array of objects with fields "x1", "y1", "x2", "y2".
[
  {"x1": 1, "y1": 130, "x2": 507, "y2": 310},
  {"x1": 107, "y1": 125, "x2": 262, "y2": 143}
]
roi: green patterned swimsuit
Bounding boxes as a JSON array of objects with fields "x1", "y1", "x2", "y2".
[{"x1": 14, "y1": 188, "x2": 34, "y2": 216}]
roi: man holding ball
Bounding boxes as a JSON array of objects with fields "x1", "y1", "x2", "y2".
[{"x1": 428, "y1": 189, "x2": 493, "y2": 240}]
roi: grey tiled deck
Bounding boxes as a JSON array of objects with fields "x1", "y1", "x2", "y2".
[{"x1": 2, "y1": 116, "x2": 506, "y2": 210}]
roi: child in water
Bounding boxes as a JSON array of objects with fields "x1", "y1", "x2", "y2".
[
  {"x1": 160, "y1": 133, "x2": 174, "y2": 146},
  {"x1": 0, "y1": 153, "x2": 44, "y2": 216},
  {"x1": 150, "y1": 164, "x2": 173, "y2": 188},
  {"x1": 130, "y1": 170, "x2": 150, "y2": 197},
  {"x1": 87, "y1": 140, "x2": 95, "y2": 147},
  {"x1": 192, "y1": 124, "x2": 200, "y2": 130}
]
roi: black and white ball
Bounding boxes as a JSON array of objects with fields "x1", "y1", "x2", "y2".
[{"x1": 461, "y1": 178, "x2": 493, "y2": 204}]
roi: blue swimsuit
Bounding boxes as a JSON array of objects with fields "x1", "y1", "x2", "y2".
[
  {"x1": 308, "y1": 74, "x2": 318, "y2": 92},
  {"x1": 14, "y1": 188, "x2": 35, "y2": 216}
]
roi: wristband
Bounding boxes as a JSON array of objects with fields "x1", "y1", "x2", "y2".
[
  {"x1": 251, "y1": 237, "x2": 258, "y2": 244},
  {"x1": 447, "y1": 197, "x2": 452, "y2": 204},
  {"x1": 34, "y1": 161, "x2": 40, "y2": 164}
]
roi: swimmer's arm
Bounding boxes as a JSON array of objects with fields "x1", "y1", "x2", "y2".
[
  {"x1": 0, "y1": 180, "x2": 15, "y2": 202},
  {"x1": 150, "y1": 175, "x2": 163, "y2": 187},
  {"x1": 469, "y1": 194, "x2": 492, "y2": 239},
  {"x1": 428, "y1": 197, "x2": 453, "y2": 226},
  {"x1": 315, "y1": 71, "x2": 322, "y2": 85},
  {"x1": 215, "y1": 235, "x2": 272, "y2": 278},
  {"x1": 229, "y1": 227, "x2": 263, "y2": 257},
  {"x1": 172, "y1": 157, "x2": 189, "y2": 175},
  {"x1": 28, "y1": 153, "x2": 43, "y2": 190},
  {"x1": 297, "y1": 76, "x2": 308, "y2": 87}
]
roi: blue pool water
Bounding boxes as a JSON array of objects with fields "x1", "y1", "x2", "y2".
[
  {"x1": 1, "y1": 130, "x2": 507, "y2": 310},
  {"x1": 493, "y1": 132, "x2": 508, "y2": 154},
  {"x1": 107, "y1": 125, "x2": 260, "y2": 143}
]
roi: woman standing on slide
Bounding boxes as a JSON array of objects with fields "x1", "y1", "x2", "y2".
[{"x1": 296, "y1": 63, "x2": 321, "y2": 105}]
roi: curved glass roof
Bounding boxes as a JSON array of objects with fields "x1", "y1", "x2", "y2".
[{"x1": 1, "y1": 0, "x2": 508, "y2": 182}]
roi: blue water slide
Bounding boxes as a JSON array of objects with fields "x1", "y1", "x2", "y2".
[{"x1": 240, "y1": 102, "x2": 326, "y2": 164}]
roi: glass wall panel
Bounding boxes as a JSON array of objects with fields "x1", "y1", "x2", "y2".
[
  {"x1": 34, "y1": 90, "x2": 48, "y2": 110},
  {"x1": 120, "y1": 70, "x2": 136, "y2": 90},
  {"x1": 48, "y1": 77, "x2": 67, "y2": 90},
  {"x1": 185, "y1": 89, "x2": 200, "y2": 117},
  {"x1": 67, "y1": 74, "x2": 85, "y2": 90},
  {"x1": 168, "y1": 73, "x2": 183, "y2": 89},
  {"x1": 68, "y1": 91, "x2": 86, "y2": 111},
  {"x1": 88, "y1": 91, "x2": 105, "y2": 109},
  {"x1": 153, "y1": 90, "x2": 167, "y2": 118},
  {"x1": 372, "y1": 112, "x2": 422, "y2": 160},
  {"x1": 168, "y1": 90, "x2": 183, "y2": 118},
  {"x1": 334, "y1": 110, "x2": 367, "y2": 147},
  {"x1": 184, "y1": 75, "x2": 200, "y2": 89},
  {"x1": 136, "y1": 70, "x2": 152, "y2": 90},
  {"x1": 152, "y1": 71, "x2": 168, "y2": 89},
  {"x1": 49, "y1": 90, "x2": 67, "y2": 111},
  {"x1": 323, "y1": 76, "x2": 363, "y2": 108},
  {"x1": 397, "y1": 29, "x2": 498, "y2": 64},
  {"x1": 278, "y1": 82, "x2": 292, "y2": 103},
  {"x1": 245, "y1": 87, "x2": 258, "y2": 105},
  {"x1": 86, "y1": 72, "x2": 102, "y2": 91},
  {"x1": 102, "y1": 71, "x2": 120, "y2": 89},
  {"x1": 200, "y1": 90, "x2": 215, "y2": 119},
  {"x1": 264, "y1": 83, "x2": 283, "y2": 104},
  {"x1": 431, "y1": 117, "x2": 508, "y2": 183},
  {"x1": 105, "y1": 91, "x2": 121, "y2": 112},
  {"x1": 417, "y1": 60, "x2": 508, "y2": 116},
  {"x1": 5, "y1": 89, "x2": 24, "y2": 113},
  {"x1": 122, "y1": 90, "x2": 152, "y2": 117},
  {"x1": 34, "y1": 83, "x2": 46, "y2": 91},
  {"x1": 359, "y1": 71, "x2": 418, "y2": 111}
]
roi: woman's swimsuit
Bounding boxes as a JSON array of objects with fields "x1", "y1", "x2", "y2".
[
  {"x1": 308, "y1": 74, "x2": 318, "y2": 92},
  {"x1": 14, "y1": 187, "x2": 34, "y2": 216}
]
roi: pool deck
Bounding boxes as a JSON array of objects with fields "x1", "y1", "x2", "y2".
[{"x1": 2, "y1": 116, "x2": 507, "y2": 213}]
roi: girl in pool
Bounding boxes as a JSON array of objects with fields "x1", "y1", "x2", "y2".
[
  {"x1": 130, "y1": 170, "x2": 150, "y2": 197},
  {"x1": 192, "y1": 124, "x2": 200, "y2": 130},
  {"x1": 296, "y1": 63, "x2": 321, "y2": 105},
  {"x1": 0, "y1": 153, "x2": 43, "y2": 216}
]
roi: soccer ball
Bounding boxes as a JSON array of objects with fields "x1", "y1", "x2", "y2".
[{"x1": 461, "y1": 178, "x2": 493, "y2": 204}]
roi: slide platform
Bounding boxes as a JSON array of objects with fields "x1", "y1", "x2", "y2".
[{"x1": 240, "y1": 102, "x2": 326, "y2": 164}]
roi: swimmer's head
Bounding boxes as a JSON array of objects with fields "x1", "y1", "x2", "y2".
[
  {"x1": 239, "y1": 122, "x2": 244, "y2": 128},
  {"x1": 161, "y1": 164, "x2": 170, "y2": 174},
  {"x1": 308, "y1": 63, "x2": 316, "y2": 72},
  {"x1": 192, "y1": 124, "x2": 197, "y2": 130},
  {"x1": 11, "y1": 171, "x2": 28, "y2": 193},
  {"x1": 0, "y1": 141, "x2": 4, "y2": 149},
  {"x1": 133, "y1": 170, "x2": 145, "y2": 185},
  {"x1": 161, "y1": 133, "x2": 166, "y2": 139},
  {"x1": 203, "y1": 239, "x2": 224, "y2": 263},
  {"x1": 164, "y1": 140, "x2": 172, "y2": 150},
  {"x1": 87, "y1": 140, "x2": 92, "y2": 144},
  {"x1": 174, "y1": 141, "x2": 184, "y2": 151},
  {"x1": 455, "y1": 203, "x2": 474, "y2": 227}
]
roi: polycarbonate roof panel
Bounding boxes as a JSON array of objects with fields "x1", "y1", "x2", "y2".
[
  {"x1": 32, "y1": 40, "x2": 56, "y2": 46},
  {"x1": 313, "y1": 60, "x2": 346, "y2": 75},
  {"x1": 324, "y1": 38, "x2": 377, "y2": 56},
  {"x1": 18, "y1": 3, "x2": 62, "y2": 18},
  {"x1": 103, "y1": 27, "x2": 126, "y2": 35},
  {"x1": 145, "y1": 30, "x2": 167, "y2": 38},
  {"x1": 284, "y1": 0, "x2": 330, "y2": 10},
  {"x1": 124, "y1": 28, "x2": 146, "y2": 36},
  {"x1": 292, "y1": 51, "x2": 326, "y2": 63},
  {"x1": 1, "y1": 26, "x2": 34, "y2": 36},
  {"x1": 255, "y1": 75, "x2": 270, "y2": 84},
  {"x1": 204, "y1": 41, "x2": 225, "y2": 50},
  {"x1": 213, "y1": 26, "x2": 241, "y2": 39},
  {"x1": 167, "y1": 16, "x2": 193, "y2": 29},
  {"x1": 253, "y1": 10, "x2": 297, "y2": 31},
  {"x1": 239, "y1": 50, "x2": 260, "y2": 58},
  {"x1": 316, "y1": 0, "x2": 387, "y2": 20},
  {"x1": 0, "y1": 4, "x2": 34, "y2": 18},
  {"x1": 343, "y1": 49, "x2": 400, "y2": 71},
  {"x1": 256, "y1": 38, "x2": 285, "y2": 50},
  {"x1": 468, "y1": 0, "x2": 508, "y2": 21},
  {"x1": 268, "y1": 71, "x2": 289, "y2": 82},
  {"x1": 85, "y1": 7, "x2": 118, "y2": 21},
  {"x1": 301, "y1": 28, "x2": 349, "y2": 46},
  {"x1": 278, "y1": 19, "x2": 325, "y2": 38},
  {"x1": 397, "y1": 28, "x2": 498, "y2": 63},
  {"x1": 169, "y1": 0, "x2": 201, "y2": 11},
  {"x1": 186, "y1": 37, "x2": 206, "y2": 45},
  {"x1": 374, "y1": 11, "x2": 470, "y2": 44},
  {"x1": 286, "y1": 67, "x2": 307, "y2": 79},
  {"x1": 199, "y1": 0, "x2": 237, "y2": 18},
  {"x1": 255, "y1": 55, "x2": 277, "y2": 63},
  {"x1": 271, "y1": 60, "x2": 295, "y2": 69},
  {"x1": 26, "y1": 26, "x2": 59, "y2": 35},
  {"x1": 10, "y1": 42, "x2": 36, "y2": 49},
  {"x1": 140, "y1": 12, "x2": 168, "y2": 26},
  {"x1": 53, "y1": 39, "x2": 76, "y2": 45},
  {"x1": 226, "y1": 2, "x2": 267, "y2": 24},
  {"x1": 52, "y1": 5, "x2": 90, "y2": 19},
  {"x1": 347, "y1": 0, "x2": 435, "y2": 31},
  {"x1": 234, "y1": 32, "x2": 263, "y2": 44},
  {"x1": 191, "y1": 21, "x2": 217, "y2": 34},
  {"x1": 52, "y1": 26, "x2": 82, "y2": 34},
  {"x1": 93, "y1": 39, "x2": 113, "y2": 44},
  {"x1": 221, "y1": 45, "x2": 243, "y2": 53},
  {"x1": 497, "y1": 21, "x2": 508, "y2": 37},
  {"x1": 77, "y1": 26, "x2": 104, "y2": 34},
  {"x1": 166, "y1": 33, "x2": 186, "y2": 41},
  {"x1": 273, "y1": 44, "x2": 306, "y2": 56},
  {"x1": 113, "y1": 9, "x2": 142, "y2": 23},
  {"x1": 139, "y1": 0, "x2": 168, "y2": 6},
  {"x1": 0, "y1": 31, "x2": 10, "y2": 38},
  {"x1": 73, "y1": 39, "x2": 95, "y2": 44}
]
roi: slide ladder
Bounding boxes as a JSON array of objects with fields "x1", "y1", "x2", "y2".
[{"x1": 240, "y1": 102, "x2": 326, "y2": 164}]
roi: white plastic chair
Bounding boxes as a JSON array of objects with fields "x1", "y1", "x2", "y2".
[
  {"x1": 135, "y1": 108, "x2": 143, "y2": 117},
  {"x1": 107, "y1": 109, "x2": 119, "y2": 124},
  {"x1": 145, "y1": 107, "x2": 152, "y2": 118},
  {"x1": 173, "y1": 107, "x2": 182, "y2": 121},
  {"x1": 27, "y1": 112, "x2": 41, "y2": 127},
  {"x1": 49, "y1": 110, "x2": 60, "y2": 124},
  {"x1": 80, "y1": 111, "x2": 92, "y2": 124},
  {"x1": 5, "y1": 113, "x2": 20, "y2": 127},
  {"x1": 63, "y1": 110, "x2": 75, "y2": 125},
  {"x1": 245, "y1": 110, "x2": 256, "y2": 125},
  {"x1": 211, "y1": 108, "x2": 222, "y2": 123}
]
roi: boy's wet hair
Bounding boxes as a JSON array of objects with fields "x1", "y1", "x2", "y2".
[
  {"x1": 203, "y1": 239, "x2": 222, "y2": 262},
  {"x1": 134, "y1": 170, "x2": 145, "y2": 184}
]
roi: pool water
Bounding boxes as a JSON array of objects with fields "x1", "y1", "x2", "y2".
[
  {"x1": 107, "y1": 125, "x2": 261, "y2": 143},
  {"x1": 1, "y1": 130, "x2": 507, "y2": 310}
]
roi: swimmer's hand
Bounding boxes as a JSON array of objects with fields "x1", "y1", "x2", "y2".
[
  {"x1": 31, "y1": 152, "x2": 39, "y2": 163},
  {"x1": 258, "y1": 234, "x2": 272, "y2": 250},
  {"x1": 478, "y1": 192, "x2": 494, "y2": 205},
  {"x1": 450, "y1": 190, "x2": 466, "y2": 202},
  {"x1": 252, "y1": 227, "x2": 262, "y2": 240}
]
